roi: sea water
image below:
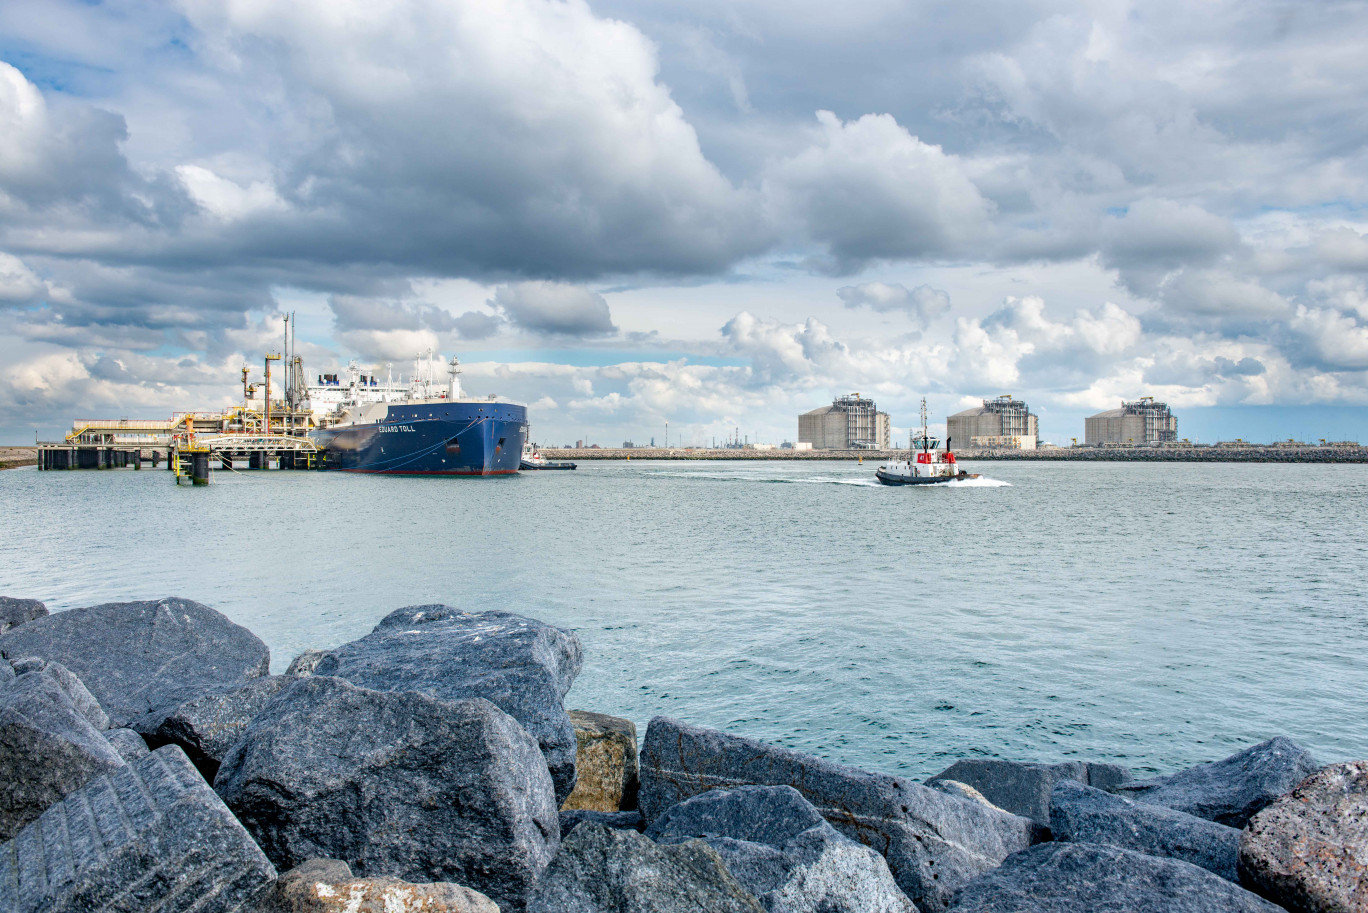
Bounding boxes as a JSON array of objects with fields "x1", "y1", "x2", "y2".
[{"x1": 2, "y1": 460, "x2": 1364, "y2": 778}]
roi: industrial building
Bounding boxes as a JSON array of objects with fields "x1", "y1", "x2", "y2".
[
  {"x1": 799, "y1": 394, "x2": 891, "y2": 450},
  {"x1": 1085, "y1": 397, "x2": 1178, "y2": 445},
  {"x1": 946, "y1": 395, "x2": 1039, "y2": 450}
]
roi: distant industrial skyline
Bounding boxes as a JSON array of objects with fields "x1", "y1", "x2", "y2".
[{"x1": 2, "y1": 1, "x2": 1368, "y2": 446}]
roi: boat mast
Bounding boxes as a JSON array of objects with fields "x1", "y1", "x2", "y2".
[{"x1": 919, "y1": 397, "x2": 929, "y2": 454}]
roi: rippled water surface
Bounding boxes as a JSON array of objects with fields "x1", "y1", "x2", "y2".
[{"x1": 2, "y1": 460, "x2": 1365, "y2": 778}]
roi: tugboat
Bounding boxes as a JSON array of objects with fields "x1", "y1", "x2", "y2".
[
  {"x1": 875, "y1": 398, "x2": 978, "y2": 486},
  {"x1": 520, "y1": 441, "x2": 576, "y2": 471}
]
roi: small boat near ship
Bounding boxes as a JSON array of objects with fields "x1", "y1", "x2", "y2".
[
  {"x1": 875, "y1": 399, "x2": 979, "y2": 486},
  {"x1": 520, "y1": 443, "x2": 576, "y2": 471}
]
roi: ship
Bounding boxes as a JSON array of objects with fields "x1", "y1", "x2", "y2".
[
  {"x1": 306, "y1": 353, "x2": 527, "y2": 476},
  {"x1": 875, "y1": 398, "x2": 978, "y2": 486}
]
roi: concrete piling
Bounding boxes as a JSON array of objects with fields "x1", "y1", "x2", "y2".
[{"x1": 192, "y1": 451, "x2": 210, "y2": 486}]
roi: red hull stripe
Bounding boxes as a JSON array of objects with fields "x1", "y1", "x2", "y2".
[{"x1": 338, "y1": 469, "x2": 520, "y2": 476}]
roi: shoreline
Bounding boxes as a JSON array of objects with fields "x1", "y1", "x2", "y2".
[
  {"x1": 0, "y1": 447, "x2": 36, "y2": 470},
  {"x1": 539, "y1": 445, "x2": 1368, "y2": 463}
]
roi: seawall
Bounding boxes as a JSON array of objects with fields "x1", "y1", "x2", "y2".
[{"x1": 540, "y1": 445, "x2": 1368, "y2": 463}]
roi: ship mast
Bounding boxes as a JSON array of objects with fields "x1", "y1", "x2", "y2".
[{"x1": 919, "y1": 397, "x2": 929, "y2": 454}]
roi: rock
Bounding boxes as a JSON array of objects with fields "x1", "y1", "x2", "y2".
[
  {"x1": 929, "y1": 780, "x2": 1001, "y2": 809},
  {"x1": 141, "y1": 675, "x2": 290, "y2": 782},
  {"x1": 528, "y1": 822, "x2": 766, "y2": 913},
  {"x1": 258, "y1": 858, "x2": 499, "y2": 913},
  {"x1": 1049, "y1": 780, "x2": 1241, "y2": 881},
  {"x1": 0, "y1": 657, "x2": 11, "y2": 683},
  {"x1": 1114, "y1": 737, "x2": 1320, "y2": 828},
  {"x1": 0, "y1": 596, "x2": 271, "y2": 730},
  {"x1": 106, "y1": 726, "x2": 151, "y2": 761},
  {"x1": 639, "y1": 716, "x2": 1034, "y2": 913},
  {"x1": 647, "y1": 785, "x2": 917, "y2": 913},
  {"x1": 561, "y1": 809, "x2": 645, "y2": 837},
  {"x1": 215, "y1": 675, "x2": 558, "y2": 913},
  {"x1": 313, "y1": 606, "x2": 583, "y2": 805},
  {"x1": 926, "y1": 758, "x2": 1130, "y2": 829},
  {"x1": 946, "y1": 842, "x2": 1284, "y2": 913},
  {"x1": 1083, "y1": 762, "x2": 1135, "y2": 791},
  {"x1": 0, "y1": 596, "x2": 46, "y2": 634},
  {"x1": 0, "y1": 668, "x2": 126, "y2": 839},
  {"x1": 286, "y1": 649, "x2": 328, "y2": 676},
  {"x1": 1238, "y1": 760, "x2": 1368, "y2": 913},
  {"x1": 0, "y1": 745, "x2": 275, "y2": 913},
  {"x1": 563, "y1": 710, "x2": 640, "y2": 812},
  {"x1": 7, "y1": 657, "x2": 110, "y2": 730}
]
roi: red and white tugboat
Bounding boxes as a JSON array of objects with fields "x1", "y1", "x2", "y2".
[{"x1": 875, "y1": 398, "x2": 978, "y2": 486}]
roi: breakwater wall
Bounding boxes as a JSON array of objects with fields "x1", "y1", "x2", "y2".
[
  {"x1": 1, "y1": 594, "x2": 1362, "y2": 912},
  {"x1": 542, "y1": 445, "x2": 1368, "y2": 463},
  {"x1": 0, "y1": 447, "x2": 37, "y2": 470}
]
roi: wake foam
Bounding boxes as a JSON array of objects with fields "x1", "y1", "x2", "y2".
[{"x1": 944, "y1": 476, "x2": 1012, "y2": 487}]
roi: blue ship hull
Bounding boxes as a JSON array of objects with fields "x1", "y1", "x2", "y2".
[{"x1": 310, "y1": 401, "x2": 527, "y2": 475}]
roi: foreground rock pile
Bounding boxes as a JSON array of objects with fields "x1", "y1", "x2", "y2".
[{"x1": 1, "y1": 594, "x2": 1364, "y2": 913}]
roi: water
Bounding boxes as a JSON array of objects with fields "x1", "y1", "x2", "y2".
[{"x1": 3, "y1": 460, "x2": 1365, "y2": 778}]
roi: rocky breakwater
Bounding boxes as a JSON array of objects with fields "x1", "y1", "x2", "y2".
[{"x1": 3, "y1": 592, "x2": 1367, "y2": 913}]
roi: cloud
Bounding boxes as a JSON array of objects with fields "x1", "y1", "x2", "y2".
[
  {"x1": 763, "y1": 111, "x2": 993, "y2": 272},
  {"x1": 837, "y1": 282, "x2": 951, "y2": 327},
  {"x1": 166, "y1": 0, "x2": 768, "y2": 279},
  {"x1": 1289, "y1": 305, "x2": 1368, "y2": 371},
  {"x1": 0, "y1": 252, "x2": 44, "y2": 304},
  {"x1": 490, "y1": 282, "x2": 616, "y2": 336},
  {"x1": 955, "y1": 295, "x2": 1144, "y2": 391}
]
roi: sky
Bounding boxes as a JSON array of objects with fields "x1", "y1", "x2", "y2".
[{"x1": 3, "y1": 0, "x2": 1368, "y2": 446}]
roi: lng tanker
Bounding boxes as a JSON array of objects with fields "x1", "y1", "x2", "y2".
[{"x1": 308, "y1": 355, "x2": 527, "y2": 475}]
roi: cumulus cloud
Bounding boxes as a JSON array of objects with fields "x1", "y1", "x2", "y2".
[
  {"x1": 764, "y1": 111, "x2": 992, "y2": 272},
  {"x1": 837, "y1": 282, "x2": 951, "y2": 328},
  {"x1": 4, "y1": 0, "x2": 1368, "y2": 440},
  {"x1": 0, "y1": 252, "x2": 44, "y2": 305},
  {"x1": 490, "y1": 282, "x2": 616, "y2": 336}
]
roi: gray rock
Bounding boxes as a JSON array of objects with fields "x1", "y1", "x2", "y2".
[
  {"x1": 1114, "y1": 737, "x2": 1320, "y2": 828},
  {"x1": 313, "y1": 606, "x2": 583, "y2": 805},
  {"x1": 946, "y1": 842, "x2": 1285, "y2": 913},
  {"x1": 648, "y1": 785, "x2": 916, "y2": 913},
  {"x1": 927, "y1": 758, "x2": 1131, "y2": 829},
  {"x1": 1049, "y1": 779, "x2": 1241, "y2": 881},
  {"x1": 1084, "y1": 762, "x2": 1134, "y2": 791},
  {"x1": 7, "y1": 656, "x2": 42, "y2": 674},
  {"x1": 0, "y1": 596, "x2": 46, "y2": 634},
  {"x1": 929, "y1": 780, "x2": 1001, "y2": 809},
  {"x1": 258, "y1": 857, "x2": 499, "y2": 912},
  {"x1": 0, "y1": 745, "x2": 276, "y2": 913},
  {"x1": 141, "y1": 674, "x2": 290, "y2": 781},
  {"x1": 7, "y1": 657, "x2": 110, "y2": 730},
  {"x1": 563, "y1": 709, "x2": 640, "y2": 812},
  {"x1": 0, "y1": 668, "x2": 126, "y2": 839},
  {"x1": 1238, "y1": 760, "x2": 1368, "y2": 913},
  {"x1": 0, "y1": 596, "x2": 271, "y2": 730},
  {"x1": 286, "y1": 649, "x2": 328, "y2": 676},
  {"x1": 215, "y1": 675, "x2": 559, "y2": 913},
  {"x1": 0, "y1": 657, "x2": 11, "y2": 684},
  {"x1": 561, "y1": 809, "x2": 645, "y2": 837},
  {"x1": 639, "y1": 717, "x2": 1033, "y2": 913},
  {"x1": 106, "y1": 726, "x2": 151, "y2": 761},
  {"x1": 528, "y1": 822, "x2": 766, "y2": 913}
]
